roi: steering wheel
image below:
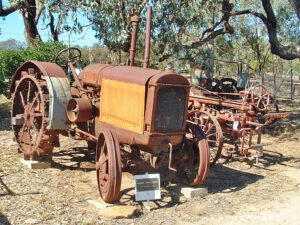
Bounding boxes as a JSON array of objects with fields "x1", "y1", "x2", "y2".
[
  {"x1": 53, "y1": 47, "x2": 81, "y2": 67},
  {"x1": 219, "y1": 78, "x2": 238, "y2": 93},
  {"x1": 251, "y1": 84, "x2": 270, "y2": 111}
]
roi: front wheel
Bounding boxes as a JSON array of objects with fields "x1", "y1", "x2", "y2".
[
  {"x1": 174, "y1": 122, "x2": 210, "y2": 186},
  {"x1": 95, "y1": 130, "x2": 122, "y2": 202}
]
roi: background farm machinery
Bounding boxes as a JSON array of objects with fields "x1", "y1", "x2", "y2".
[
  {"x1": 188, "y1": 78, "x2": 289, "y2": 165},
  {"x1": 8, "y1": 7, "x2": 210, "y2": 203}
]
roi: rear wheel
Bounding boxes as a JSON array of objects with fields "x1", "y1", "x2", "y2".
[{"x1": 11, "y1": 71, "x2": 59, "y2": 160}]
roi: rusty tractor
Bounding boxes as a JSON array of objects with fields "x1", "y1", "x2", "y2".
[
  {"x1": 9, "y1": 7, "x2": 210, "y2": 203},
  {"x1": 188, "y1": 80, "x2": 289, "y2": 165}
]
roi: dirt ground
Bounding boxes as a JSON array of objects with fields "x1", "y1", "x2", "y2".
[{"x1": 0, "y1": 81, "x2": 300, "y2": 225}]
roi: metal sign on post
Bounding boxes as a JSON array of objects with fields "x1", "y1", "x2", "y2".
[{"x1": 134, "y1": 173, "x2": 161, "y2": 212}]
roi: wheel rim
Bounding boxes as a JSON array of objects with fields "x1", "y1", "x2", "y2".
[
  {"x1": 12, "y1": 76, "x2": 45, "y2": 159},
  {"x1": 176, "y1": 122, "x2": 210, "y2": 186},
  {"x1": 11, "y1": 69, "x2": 59, "y2": 160},
  {"x1": 96, "y1": 130, "x2": 122, "y2": 202},
  {"x1": 251, "y1": 84, "x2": 270, "y2": 111},
  {"x1": 187, "y1": 111, "x2": 223, "y2": 165}
]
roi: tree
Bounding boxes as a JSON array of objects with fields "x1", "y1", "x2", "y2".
[
  {"x1": 86, "y1": 0, "x2": 299, "y2": 66},
  {"x1": 0, "y1": 0, "x2": 43, "y2": 44},
  {"x1": 0, "y1": 0, "x2": 88, "y2": 44},
  {"x1": 0, "y1": 39, "x2": 25, "y2": 50}
]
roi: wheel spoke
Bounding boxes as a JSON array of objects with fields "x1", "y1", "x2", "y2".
[
  {"x1": 207, "y1": 132, "x2": 217, "y2": 138},
  {"x1": 18, "y1": 122, "x2": 27, "y2": 143},
  {"x1": 32, "y1": 112, "x2": 43, "y2": 117},
  {"x1": 257, "y1": 98, "x2": 262, "y2": 107},
  {"x1": 101, "y1": 155, "x2": 108, "y2": 165},
  {"x1": 28, "y1": 92, "x2": 40, "y2": 112},
  {"x1": 19, "y1": 91, "x2": 26, "y2": 108},
  {"x1": 206, "y1": 123, "x2": 214, "y2": 134},
  {"x1": 28, "y1": 127, "x2": 33, "y2": 151},
  {"x1": 27, "y1": 80, "x2": 31, "y2": 103}
]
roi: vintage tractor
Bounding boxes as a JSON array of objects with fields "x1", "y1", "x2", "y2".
[{"x1": 8, "y1": 7, "x2": 210, "y2": 202}]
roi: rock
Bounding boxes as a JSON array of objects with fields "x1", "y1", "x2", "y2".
[
  {"x1": 20, "y1": 159, "x2": 51, "y2": 169},
  {"x1": 87, "y1": 199, "x2": 112, "y2": 209},
  {"x1": 25, "y1": 218, "x2": 39, "y2": 224},
  {"x1": 180, "y1": 187, "x2": 208, "y2": 199},
  {"x1": 98, "y1": 205, "x2": 139, "y2": 219}
]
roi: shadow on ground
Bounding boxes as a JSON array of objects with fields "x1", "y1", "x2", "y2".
[
  {"x1": 51, "y1": 146, "x2": 95, "y2": 172},
  {"x1": 203, "y1": 165, "x2": 263, "y2": 193},
  {"x1": 0, "y1": 213, "x2": 10, "y2": 225}
]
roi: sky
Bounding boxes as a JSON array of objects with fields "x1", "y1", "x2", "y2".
[{"x1": 0, "y1": 0, "x2": 99, "y2": 47}]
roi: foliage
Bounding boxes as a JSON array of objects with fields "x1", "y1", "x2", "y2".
[
  {"x1": 0, "y1": 50, "x2": 24, "y2": 94},
  {"x1": 0, "y1": 40, "x2": 67, "y2": 95}
]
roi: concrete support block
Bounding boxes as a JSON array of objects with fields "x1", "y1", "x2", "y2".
[
  {"x1": 20, "y1": 159, "x2": 51, "y2": 169},
  {"x1": 180, "y1": 187, "x2": 208, "y2": 199}
]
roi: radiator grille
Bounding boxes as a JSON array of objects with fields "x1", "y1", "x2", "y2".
[{"x1": 154, "y1": 86, "x2": 186, "y2": 132}]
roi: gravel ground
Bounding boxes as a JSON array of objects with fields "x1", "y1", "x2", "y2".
[{"x1": 1, "y1": 81, "x2": 300, "y2": 225}]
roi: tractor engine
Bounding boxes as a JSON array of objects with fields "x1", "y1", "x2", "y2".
[{"x1": 67, "y1": 64, "x2": 190, "y2": 154}]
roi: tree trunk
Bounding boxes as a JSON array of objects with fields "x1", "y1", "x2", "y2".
[{"x1": 22, "y1": 0, "x2": 41, "y2": 45}]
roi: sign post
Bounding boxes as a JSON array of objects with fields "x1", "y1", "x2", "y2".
[{"x1": 134, "y1": 173, "x2": 161, "y2": 212}]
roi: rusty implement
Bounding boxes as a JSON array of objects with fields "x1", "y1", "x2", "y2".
[{"x1": 188, "y1": 82, "x2": 290, "y2": 165}]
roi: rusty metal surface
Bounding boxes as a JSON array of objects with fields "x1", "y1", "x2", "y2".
[
  {"x1": 174, "y1": 122, "x2": 210, "y2": 186},
  {"x1": 96, "y1": 129, "x2": 122, "y2": 202},
  {"x1": 100, "y1": 79, "x2": 146, "y2": 134},
  {"x1": 188, "y1": 110, "x2": 224, "y2": 165},
  {"x1": 9, "y1": 61, "x2": 67, "y2": 97},
  {"x1": 189, "y1": 79, "x2": 289, "y2": 161},
  {"x1": 129, "y1": 15, "x2": 140, "y2": 66},
  {"x1": 67, "y1": 98, "x2": 92, "y2": 122},
  {"x1": 11, "y1": 71, "x2": 59, "y2": 160},
  {"x1": 102, "y1": 65, "x2": 161, "y2": 85},
  {"x1": 96, "y1": 120, "x2": 185, "y2": 154},
  {"x1": 83, "y1": 63, "x2": 112, "y2": 86},
  {"x1": 143, "y1": 6, "x2": 152, "y2": 68}
]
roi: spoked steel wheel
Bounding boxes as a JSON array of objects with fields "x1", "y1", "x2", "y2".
[
  {"x1": 95, "y1": 130, "x2": 122, "y2": 202},
  {"x1": 187, "y1": 111, "x2": 223, "y2": 165},
  {"x1": 251, "y1": 84, "x2": 270, "y2": 111},
  {"x1": 11, "y1": 72, "x2": 58, "y2": 160},
  {"x1": 175, "y1": 122, "x2": 210, "y2": 186}
]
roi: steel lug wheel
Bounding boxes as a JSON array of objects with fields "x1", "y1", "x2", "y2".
[{"x1": 95, "y1": 130, "x2": 122, "y2": 202}]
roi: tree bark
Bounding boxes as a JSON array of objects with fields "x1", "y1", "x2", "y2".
[
  {"x1": 259, "y1": 0, "x2": 300, "y2": 60},
  {"x1": 0, "y1": 0, "x2": 42, "y2": 45},
  {"x1": 22, "y1": 0, "x2": 41, "y2": 45}
]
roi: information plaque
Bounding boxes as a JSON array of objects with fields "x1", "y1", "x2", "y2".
[{"x1": 134, "y1": 173, "x2": 161, "y2": 204}]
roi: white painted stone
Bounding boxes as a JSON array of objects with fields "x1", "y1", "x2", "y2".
[
  {"x1": 180, "y1": 187, "x2": 208, "y2": 199},
  {"x1": 87, "y1": 199, "x2": 112, "y2": 209},
  {"x1": 20, "y1": 159, "x2": 51, "y2": 169}
]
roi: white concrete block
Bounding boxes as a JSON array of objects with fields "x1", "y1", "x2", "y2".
[
  {"x1": 20, "y1": 159, "x2": 51, "y2": 169},
  {"x1": 180, "y1": 187, "x2": 208, "y2": 199}
]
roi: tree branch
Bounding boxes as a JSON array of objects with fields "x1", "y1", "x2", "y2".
[
  {"x1": 259, "y1": 0, "x2": 300, "y2": 59},
  {"x1": 0, "y1": 0, "x2": 23, "y2": 17}
]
